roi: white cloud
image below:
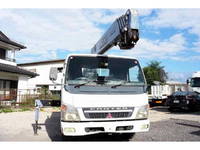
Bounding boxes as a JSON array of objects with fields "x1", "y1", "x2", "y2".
[
  {"x1": 167, "y1": 72, "x2": 192, "y2": 83},
  {"x1": 146, "y1": 9, "x2": 200, "y2": 31},
  {"x1": 144, "y1": 9, "x2": 200, "y2": 54},
  {"x1": 183, "y1": 55, "x2": 200, "y2": 61},
  {"x1": 16, "y1": 50, "x2": 58, "y2": 63},
  {"x1": 116, "y1": 33, "x2": 186, "y2": 60},
  {"x1": 3, "y1": 8, "x2": 200, "y2": 63},
  {"x1": 192, "y1": 41, "x2": 200, "y2": 53},
  {"x1": 137, "y1": 9, "x2": 153, "y2": 16},
  {"x1": 83, "y1": 9, "x2": 124, "y2": 24},
  {"x1": 0, "y1": 9, "x2": 151, "y2": 62},
  {"x1": 83, "y1": 9, "x2": 153, "y2": 25},
  {"x1": 0, "y1": 9, "x2": 103, "y2": 61},
  {"x1": 0, "y1": 8, "x2": 155, "y2": 63}
]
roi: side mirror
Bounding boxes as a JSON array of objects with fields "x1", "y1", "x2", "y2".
[
  {"x1": 186, "y1": 78, "x2": 191, "y2": 85},
  {"x1": 49, "y1": 67, "x2": 58, "y2": 81}
]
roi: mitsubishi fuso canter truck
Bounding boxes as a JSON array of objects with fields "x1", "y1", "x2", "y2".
[{"x1": 49, "y1": 9, "x2": 150, "y2": 139}]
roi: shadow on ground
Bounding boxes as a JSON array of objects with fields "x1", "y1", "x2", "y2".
[
  {"x1": 32, "y1": 112, "x2": 131, "y2": 141},
  {"x1": 176, "y1": 121, "x2": 200, "y2": 137},
  {"x1": 150, "y1": 106, "x2": 169, "y2": 112}
]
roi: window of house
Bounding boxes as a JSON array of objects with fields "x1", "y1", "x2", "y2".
[{"x1": 0, "y1": 48, "x2": 6, "y2": 59}]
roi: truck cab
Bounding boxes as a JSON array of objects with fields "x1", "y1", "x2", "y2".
[
  {"x1": 50, "y1": 54, "x2": 149, "y2": 137},
  {"x1": 188, "y1": 71, "x2": 200, "y2": 93}
]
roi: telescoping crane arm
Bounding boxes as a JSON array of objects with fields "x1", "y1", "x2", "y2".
[{"x1": 91, "y1": 9, "x2": 139, "y2": 54}]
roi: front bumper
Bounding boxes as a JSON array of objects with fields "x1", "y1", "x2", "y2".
[{"x1": 61, "y1": 119, "x2": 150, "y2": 136}]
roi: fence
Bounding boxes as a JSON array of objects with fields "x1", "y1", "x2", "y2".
[
  {"x1": 0, "y1": 88, "x2": 60, "y2": 106},
  {"x1": 0, "y1": 88, "x2": 17, "y2": 101}
]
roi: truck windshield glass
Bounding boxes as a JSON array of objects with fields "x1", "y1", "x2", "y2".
[
  {"x1": 191, "y1": 78, "x2": 200, "y2": 87},
  {"x1": 66, "y1": 56, "x2": 145, "y2": 87}
]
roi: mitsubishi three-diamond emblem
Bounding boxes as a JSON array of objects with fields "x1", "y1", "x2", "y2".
[{"x1": 106, "y1": 113, "x2": 112, "y2": 118}]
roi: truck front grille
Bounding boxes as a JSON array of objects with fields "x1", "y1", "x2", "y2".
[{"x1": 83, "y1": 107, "x2": 134, "y2": 119}]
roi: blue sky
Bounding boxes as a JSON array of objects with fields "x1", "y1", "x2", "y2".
[{"x1": 0, "y1": 8, "x2": 200, "y2": 82}]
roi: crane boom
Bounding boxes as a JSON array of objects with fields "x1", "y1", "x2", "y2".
[{"x1": 91, "y1": 9, "x2": 139, "y2": 54}]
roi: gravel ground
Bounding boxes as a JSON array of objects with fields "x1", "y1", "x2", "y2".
[
  {"x1": 0, "y1": 106, "x2": 199, "y2": 141},
  {"x1": 133, "y1": 118, "x2": 200, "y2": 141}
]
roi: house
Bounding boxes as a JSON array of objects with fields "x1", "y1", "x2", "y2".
[
  {"x1": 0, "y1": 31, "x2": 37, "y2": 104},
  {"x1": 18, "y1": 59, "x2": 65, "y2": 96}
]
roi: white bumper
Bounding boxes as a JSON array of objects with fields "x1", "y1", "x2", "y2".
[{"x1": 61, "y1": 119, "x2": 150, "y2": 136}]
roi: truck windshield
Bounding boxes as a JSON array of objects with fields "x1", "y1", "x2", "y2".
[
  {"x1": 65, "y1": 56, "x2": 145, "y2": 87},
  {"x1": 191, "y1": 78, "x2": 200, "y2": 87}
]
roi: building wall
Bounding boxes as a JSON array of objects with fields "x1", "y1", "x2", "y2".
[
  {"x1": 17, "y1": 75, "x2": 34, "y2": 102},
  {"x1": 18, "y1": 75, "x2": 29, "y2": 93},
  {"x1": 19, "y1": 61, "x2": 64, "y2": 91},
  {"x1": 0, "y1": 58, "x2": 16, "y2": 66}
]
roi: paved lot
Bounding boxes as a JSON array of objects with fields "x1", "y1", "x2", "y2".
[{"x1": 0, "y1": 106, "x2": 199, "y2": 141}]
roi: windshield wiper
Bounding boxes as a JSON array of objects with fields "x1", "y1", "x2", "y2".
[
  {"x1": 111, "y1": 82, "x2": 145, "y2": 88},
  {"x1": 111, "y1": 81, "x2": 127, "y2": 88},
  {"x1": 74, "y1": 80, "x2": 96, "y2": 88}
]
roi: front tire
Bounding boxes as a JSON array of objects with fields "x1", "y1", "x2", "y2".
[
  {"x1": 61, "y1": 134, "x2": 78, "y2": 141},
  {"x1": 120, "y1": 133, "x2": 135, "y2": 140}
]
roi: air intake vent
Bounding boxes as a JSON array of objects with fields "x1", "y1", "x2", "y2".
[{"x1": 83, "y1": 107, "x2": 134, "y2": 119}]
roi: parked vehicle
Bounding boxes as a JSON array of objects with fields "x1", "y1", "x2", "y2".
[
  {"x1": 166, "y1": 91, "x2": 200, "y2": 111},
  {"x1": 149, "y1": 85, "x2": 170, "y2": 106},
  {"x1": 165, "y1": 71, "x2": 200, "y2": 112},
  {"x1": 49, "y1": 9, "x2": 150, "y2": 139},
  {"x1": 149, "y1": 83, "x2": 187, "y2": 107},
  {"x1": 187, "y1": 71, "x2": 200, "y2": 93}
]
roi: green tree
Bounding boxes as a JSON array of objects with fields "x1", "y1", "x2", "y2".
[{"x1": 143, "y1": 61, "x2": 168, "y2": 86}]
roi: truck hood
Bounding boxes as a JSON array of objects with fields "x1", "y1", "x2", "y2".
[{"x1": 62, "y1": 92, "x2": 148, "y2": 108}]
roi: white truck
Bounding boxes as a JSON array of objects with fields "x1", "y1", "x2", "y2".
[
  {"x1": 149, "y1": 83, "x2": 187, "y2": 106},
  {"x1": 49, "y1": 9, "x2": 150, "y2": 139},
  {"x1": 187, "y1": 71, "x2": 200, "y2": 93},
  {"x1": 149, "y1": 85, "x2": 171, "y2": 105}
]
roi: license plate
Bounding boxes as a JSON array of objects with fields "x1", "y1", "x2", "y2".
[
  {"x1": 155, "y1": 101, "x2": 162, "y2": 104},
  {"x1": 174, "y1": 100, "x2": 180, "y2": 103}
]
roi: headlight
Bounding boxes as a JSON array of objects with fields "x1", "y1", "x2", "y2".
[
  {"x1": 61, "y1": 104, "x2": 80, "y2": 121},
  {"x1": 135, "y1": 105, "x2": 149, "y2": 119}
]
